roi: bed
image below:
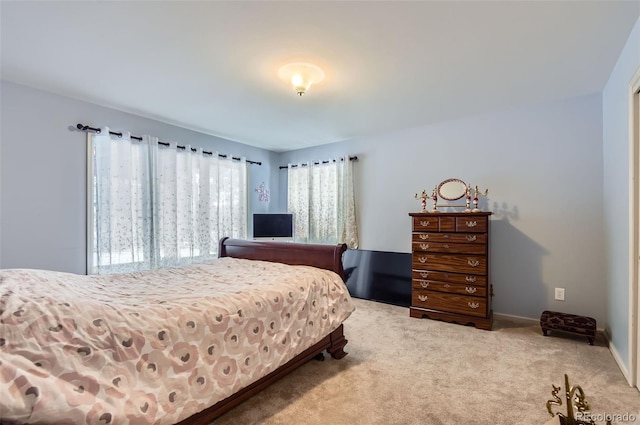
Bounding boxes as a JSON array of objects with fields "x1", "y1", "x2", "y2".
[{"x1": 0, "y1": 237, "x2": 354, "y2": 424}]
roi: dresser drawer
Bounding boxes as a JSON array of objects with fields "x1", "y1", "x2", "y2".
[
  {"x1": 455, "y1": 216, "x2": 488, "y2": 233},
  {"x1": 412, "y1": 233, "x2": 486, "y2": 244},
  {"x1": 412, "y1": 217, "x2": 438, "y2": 231},
  {"x1": 412, "y1": 253, "x2": 487, "y2": 275},
  {"x1": 412, "y1": 289, "x2": 487, "y2": 317},
  {"x1": 412, "y1": 270, "x2": 487, "y2": 286},
  {"x1": 413, "y1": 279, "x2": 487, "y2": 297},
  {"x1": 412, "y1": 241, "x2": 486, "y2": 254}
]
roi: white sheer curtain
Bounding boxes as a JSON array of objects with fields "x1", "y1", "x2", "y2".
[
  {"x1": 287, "y1": 157, "x2": 358, "y2": 248},
  {"x1": 88, "y1": 128, "x2": 247, "y2": 274}
]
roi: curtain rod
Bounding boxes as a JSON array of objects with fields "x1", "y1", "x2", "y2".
[
  {"x1": 76, "y1": 124, "x2": 262, "y2": 165},
  {"x1": 278, "y1": 156, "x2": 358, "y2": 169}
]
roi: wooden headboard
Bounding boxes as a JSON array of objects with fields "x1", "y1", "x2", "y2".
[{"x1": 218, "y1": 237, "x2": 347, "y2": 280}]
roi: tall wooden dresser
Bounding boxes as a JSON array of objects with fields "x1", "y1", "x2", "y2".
[{"x1": 408, "y1": 212, "x2": 492, "y2": 330}]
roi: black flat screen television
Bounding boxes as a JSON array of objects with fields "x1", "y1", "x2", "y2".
[{"x1": 253, "y1": 213, "x2": 294, "y2": 239}]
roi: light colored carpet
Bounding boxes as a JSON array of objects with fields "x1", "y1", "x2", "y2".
[{"x1": 213, "y1": 298, "x2": 640, "y2": 425}]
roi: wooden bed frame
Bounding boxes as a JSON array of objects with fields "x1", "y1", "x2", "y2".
[{"x1": 177, "y1": 237, "x2": 350, "y2": 425}]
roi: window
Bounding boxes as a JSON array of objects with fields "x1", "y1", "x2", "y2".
[
  {"x1": 287, "y1": 157, "x2": 358, "y2": 248},
  {"x1": 87, "y1": 128, "x2": 247, "y2": 274}
]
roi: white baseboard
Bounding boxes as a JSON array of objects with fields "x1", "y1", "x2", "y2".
[
  {"x1": 495, "y1": 313, "x2": 633, "y2": 385},
  {"x1": 494, "y1": 311, "x2": 608, "y2": 332},
  {"x1": 604, "y1": 330, "x2": 633, "y2": 386},
  {"x1": 493, "y1": 312, "x2": 538, "y2": 325}
]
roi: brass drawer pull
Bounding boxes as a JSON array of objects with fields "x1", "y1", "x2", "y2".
[
  {"x1": 419, "y1": 234, "x2": 429, "y2": 240},
  {"x1": 467, "y1": 259, "x2": 480, "y2": 267},
  {"x1": 420, "y1": 243, "x2": 429, "y2": 250},
  {"x1": 465, "y1": 276, "x2": 477, "y2": 283},
  {"x1": 418, "y1": 295, "x2": 428, "y2": 302},
  {"x1": 465, "y1": 287, "x2": 477, "y2": 294},
  {"x1": 468, "y1": 302, "x2": 480, "y2": 309},
  {"x1": 443, "y1": 283, "x2": 450, "y2": 288},
  {"x1": 466, "y1": 235, "x2": 477, "y2": 242},
  {"x1": 465, "y1": 221, "x2": 478, "y2": 228},
  {"x1": 443, "y1": 244, "x2": 449, "y2": 249},
  {"x1": 420, "y1": 281, "x2": 429, "y2": 288},
  {"x1": 418, "y1": 257, "x2": 427, "y2": 263},
  {"x1": 442, "y1": 234, "x2": 449, "y2": 238},
  {"x1": 420, "y1": 220, "x2": 430, "y2": 226},
  {"x1": 420, "y1": 272, "x2": 429, "y2": 278}
]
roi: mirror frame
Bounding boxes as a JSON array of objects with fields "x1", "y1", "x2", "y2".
[{"x1": 437, "y1": 178, "x2": 467, "y2": 201}]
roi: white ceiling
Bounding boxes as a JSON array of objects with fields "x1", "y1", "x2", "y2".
[{"x1": 1, "y1": 1, "x2": 639, "y2": 152}]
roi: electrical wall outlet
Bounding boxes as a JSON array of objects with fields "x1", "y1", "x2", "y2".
[{"x1": 554, "y1": 288, "x2": 565, "y2": 301}]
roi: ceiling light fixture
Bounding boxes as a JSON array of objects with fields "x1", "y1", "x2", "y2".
[{"x1": 277, "y1": 62, "x2": 325, "y2": 96}]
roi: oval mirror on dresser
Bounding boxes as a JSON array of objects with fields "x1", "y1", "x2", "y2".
[{"x1": 437, "y1": 178, "x2": 467, "y2": 201}]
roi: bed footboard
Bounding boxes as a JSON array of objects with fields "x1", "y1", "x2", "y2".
[
  {"x1": 178, "y1": 325, "x2": 348, "y2": 425},
  {"x1": 173, "y1": 238, "x2": 352, "y2": 424}
]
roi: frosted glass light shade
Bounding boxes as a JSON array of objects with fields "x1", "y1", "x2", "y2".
[{"x1": 277, "y1": 62, "x2": 325, "y2": 96}]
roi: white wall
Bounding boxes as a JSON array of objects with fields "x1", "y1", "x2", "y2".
[
  {"x1": 603, "y1": 16, "x2": 640, "y2": 373},
  {"x1": 0, "y1": 81, "x2": 279, "y2": 274},
  {"x1": 278, "y1": 94, "x2": 606, "y2": 323}
]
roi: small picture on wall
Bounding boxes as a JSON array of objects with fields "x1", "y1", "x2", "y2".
[{"x1": 255, "y1": 182, "x2": 270, "y2": 203}]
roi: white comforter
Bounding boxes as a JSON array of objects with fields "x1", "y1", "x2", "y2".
[{"x1": 0, "y1": 257, "x2": 355, "y2": 424}]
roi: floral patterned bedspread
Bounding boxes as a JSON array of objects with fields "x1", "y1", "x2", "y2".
[{"x1": 0, "y1": 257, "x2": 355, "y2": 424}]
